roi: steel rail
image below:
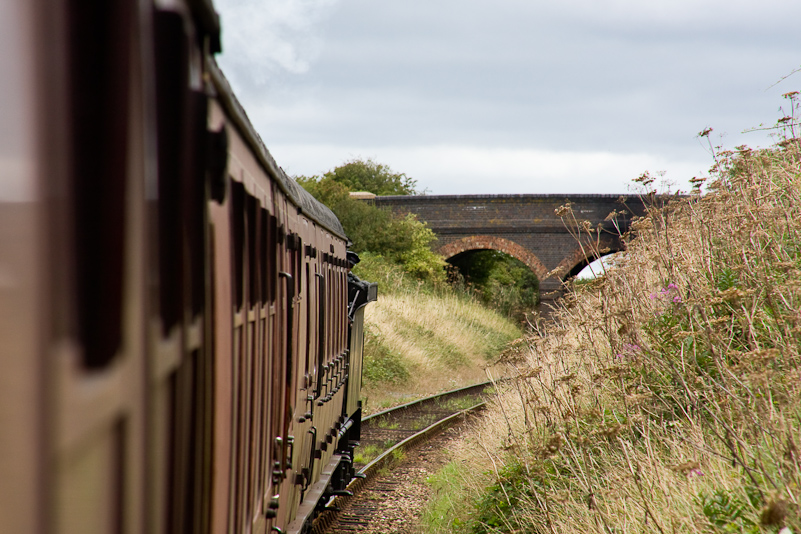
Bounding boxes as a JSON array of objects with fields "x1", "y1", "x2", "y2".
[
  {"x1": 359, "y1": 401, "x2": 485, "y2": 478},
  {"x1": 312, "y1": 396, "x2": 488, "y2": 533},
  {"x1": 361, "y1": 379, "x2": 494, "y2": 423}
]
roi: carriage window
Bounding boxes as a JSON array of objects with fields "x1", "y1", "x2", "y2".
[
  {"x1": 154, "y1": 9, "x2": 187, "y2": 333},
  {"x1": 69, "y1": 0, "x2": 133, "y2": 368},
  {"x1": 154, "y1": 10, "x2": 209, "y2": 321},
  {"x1": 231, "y1": 181, "x2": 246, "y2": 309},
  {"x1": 305, "y1": 262, "x2": 312, "y2": 378},
  {"x1": 267, "y1": 214, "x2": 277, "y2": 303},
  {"x1": 185, "y1": 90, "x2": 208, "y2": 318},
  {"x1": 260, "y1": 209, "x2": 269, "y2": 303},
  {"x1": 247, "y1": 195, "x2": 259, "y2": 306}
]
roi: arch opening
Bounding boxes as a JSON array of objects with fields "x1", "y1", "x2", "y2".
[
  {"x1": 563, "y1": 249, "x2": 623, "y2": 281},
  {"x1": 438, "y1": 235, "x2": 548, "y2": 281},
  {"x1": 440, "y1": 237, "x2": 544, "y2": 320}
]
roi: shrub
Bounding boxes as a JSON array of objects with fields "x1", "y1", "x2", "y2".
[{"x1": 296, "y1": 159, "x2": 445, "y2": 284}]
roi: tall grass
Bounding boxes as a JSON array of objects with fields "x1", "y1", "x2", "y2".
[
  {"x1": 422, "y1": 125, "x2": 801, "y2": 532},
  {"x1": 355, "y1": 253, "x2": 521, "y2": 413}
]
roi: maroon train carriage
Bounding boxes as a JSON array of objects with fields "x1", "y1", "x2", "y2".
[{"x1": 0, "y1": 1, "x2": 376, "y2": 533}]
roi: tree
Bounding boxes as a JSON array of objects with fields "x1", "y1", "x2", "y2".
[
  {"x1": 322, "y1": 158, "x2": 423, "y2": 196},
  {"x1": 447, "y1": 250, "x2": 539, "y2": 319},
  {"x1": 295, "y1": 174, "x2": 413, "y2": 255},
  {"x1": 295, "y1": 160, "x2": 444, "y2": 284}
]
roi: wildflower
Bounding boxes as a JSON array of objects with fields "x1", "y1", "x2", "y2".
[
  {"x1": 671, "y1": 460, "x2": 701, "y2": 476},
  {"x1": 650, "y1": 283, "x2": 682, "y2": 304},
  {"x1": 616, "y1": 343, "x2": 641, "y2": 358}
]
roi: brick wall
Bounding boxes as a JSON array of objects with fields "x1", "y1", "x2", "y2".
[{"x1": 372, "y1": 194, "x2": 646, "y2": 294}]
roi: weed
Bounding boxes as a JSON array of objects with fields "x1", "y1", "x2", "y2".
[
  {"x1": 375, "y1": 416, "x2": 400, "y2": 430},
  {"x1": 354, "y1": 444, "x2": 382, "y2": 465},
  {"x1": 421, "y1": 103, "x2": 801, "y2": 533},
  {"x1": 472, "y1": 461, "x2": 537, "y2": 534},
  {"x1": 698, "y1": 489, "x2": 759, "y2": 532}
]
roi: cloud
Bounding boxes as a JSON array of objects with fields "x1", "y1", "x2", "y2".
[
  {"x1": 217, "y1": 0, "x2": 339, "y2": 79},
  {"x1": 213, "y1": 0, "x2": 801, "y2": 197},
  {"x1": 269, "y1": 143, "x2": 711, "y2": 195}
]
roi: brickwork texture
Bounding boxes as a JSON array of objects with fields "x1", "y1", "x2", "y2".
[{"x1": 372, "y1": 194, "x2": 646, "y2": 294}]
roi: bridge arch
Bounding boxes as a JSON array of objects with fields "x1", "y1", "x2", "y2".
[
  {"x1": 438, "y1": 236, "x2": 549, "y2": 281},
  {"x1": 552, "y1": 236, "x2": 624, "y2": 280}
]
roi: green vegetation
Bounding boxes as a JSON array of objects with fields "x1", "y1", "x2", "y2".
[
  {"x1": 421, "y1": 97, "x2": 801, "y2": 533},
  {"x1": 421, "y1": 461, "x2": 473, "y2": 532},
  {"x1": 296, "y1": 158, "x2": 446, "y2": 284},
  {"x1": 361, "y1": 325, "x2": 410, "y2": 385},
  {"x1": 449, "y1": 250, "x2": 540, "y2": 320},
  {"x1": 436, "y1": 395, "x2": 484, "y2": 412},
  {"x1": 297, "y1": 157, "x2": 524, "y2": 411},
  {"x1": 359, "y1": 283, "x2": 520, "y2": 413},
  {"x1": 305, "y1": 157, "x2": 422, "y2": 196},
  {"x1": 353, "y1": 440, "x2": 397, "y2": 465},
  {"x1": 375, "y1": 417, "x2": 400, "y2": 430},
  {"x1": 298, "y1": 158, "x2": 542, "y2": 315},
  {"x1": 352, "y1": 440, "x2": 406, "y2": 467}
]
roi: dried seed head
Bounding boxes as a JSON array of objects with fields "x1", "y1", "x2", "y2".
[
  {"x1": 555, "y1": 203, "x2": 572, "y2": 217},
  {"x1": 670, "y1": 461, "x2": 700, "y2": 475},
  {"x1": 760, "y1": 498, "x2": 789, "y2": 527},
  {"x1": 546, "y1": 433, "x2": 564, "y2": 452}
]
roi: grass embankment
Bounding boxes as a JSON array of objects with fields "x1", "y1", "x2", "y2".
[
  {"x1": 421, "y1": 138, "x2": 801, "y2": 533},
  {"x1": 354, "y1": 256, "x2": 521, "y2": 414}
]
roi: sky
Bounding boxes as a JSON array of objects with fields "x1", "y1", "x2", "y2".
[{"x1": 213, "y1": 0, "x2": 801, "y2": 195}]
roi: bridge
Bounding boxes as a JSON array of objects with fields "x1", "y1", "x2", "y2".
[{"x1": 371, "y1": 194, "x2": 647, "y2": 297}]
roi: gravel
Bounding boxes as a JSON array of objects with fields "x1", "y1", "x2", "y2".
[{"x1": 324, "y1": 427, "x2": 466, "y2": 534}]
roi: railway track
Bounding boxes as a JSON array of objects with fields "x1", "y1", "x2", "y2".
[{"x1": 312, "y1": 381, "x2": 494, "y2": 534}]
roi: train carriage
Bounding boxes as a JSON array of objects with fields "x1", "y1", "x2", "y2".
[{"x1": 0, "y1": 1, "x2": 375, "y2": 533}]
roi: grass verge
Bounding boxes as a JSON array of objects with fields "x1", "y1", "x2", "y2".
[
  {"x1": 421, "y1": 123, "x2": 801, "y2": 532},
  {"x1": 358, "y1": 281, "x2": 521, "y2": 413}
]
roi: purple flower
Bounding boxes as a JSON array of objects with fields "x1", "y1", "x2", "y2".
[
  {"x1": 650, "y1": 283, "x2": 682, "y2": 303},
  {"x1": 617, "y1": 344, "x2": 641, "y2": 359},
  {"x1": 687, "y1": 468, "x2": 704, "y2": 478}
]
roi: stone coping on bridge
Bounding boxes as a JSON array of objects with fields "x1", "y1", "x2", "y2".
[{"x1": 374, "y1": 193, "x2": 631, "y2": 201}]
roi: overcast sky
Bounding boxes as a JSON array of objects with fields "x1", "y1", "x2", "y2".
[{"x1": 213, "y1": 0, "x2": 800, "y2": 195}]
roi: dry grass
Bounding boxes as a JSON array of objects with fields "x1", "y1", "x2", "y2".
[
  {"x1": 360, "y1": 286, "x2": 520, "y2": 413},
  {"x1": 423, "y1": 131, "x2": 801, "y2": 532}
]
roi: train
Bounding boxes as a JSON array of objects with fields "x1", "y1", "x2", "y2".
[{"x1": 0, "y1": 1, "x2": 377, "y2": 533}]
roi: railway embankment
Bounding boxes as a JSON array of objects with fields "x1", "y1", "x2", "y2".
[
  {"x1": 419, "y1": 134, "x2": 801, "y2": 532},
  {"x1": 352, "y1": 261, "x2": 521, "y2": 413}
]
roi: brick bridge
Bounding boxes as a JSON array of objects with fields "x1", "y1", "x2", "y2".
[{"x1": 371, "y1": 194, "x2": 647, "y2": 297}]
